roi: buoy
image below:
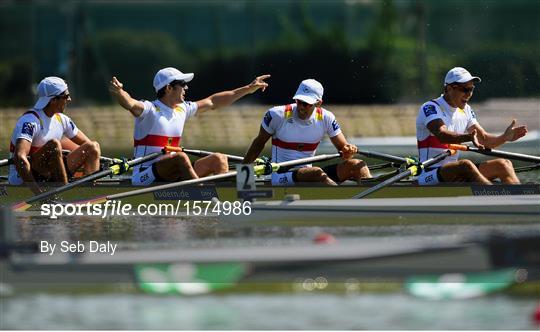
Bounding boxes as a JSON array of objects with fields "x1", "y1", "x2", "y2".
[
  {"x1": 533, "y1": 302, "x2": 540, "y2": 324},
  {"x1": 313, "y1": 232, "x2": 336, "y2": 244}
]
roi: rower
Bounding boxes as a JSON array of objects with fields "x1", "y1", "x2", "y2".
[
  {"x1": 242, "y1": 79, "x2": 372, "y2": 186},
  {"x1": 109, "y1": 67, "x2": 270, "y2": 186},
  {"x1": 9, "y1": 77, "x2": 101, "y2": 194},
  {"x1": 416, "y1": 67, "x2": 528, "y2": 185}
]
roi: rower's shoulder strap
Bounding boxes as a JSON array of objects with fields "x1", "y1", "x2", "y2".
[
  {"x1": 22, "y1": 110, "x2": 43, "y2": 129},
  {"x1": 284, "y1": 104, "x2": 293, "y2": 119},
  {"x1": 23, "y1": 110, "x2": 40, "y2": 120},
  {"x1": 315, "y1": 107, "x2": 323, "y2": 121},
  {"x1": 429, "y1": 99, "x2": 446, "y2": 113},
  {"x1": 151, "y1": 100, "x2": 160, "y2": 113}
]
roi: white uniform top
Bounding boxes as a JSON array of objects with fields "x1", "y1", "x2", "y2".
[
  {"x1": 416, "y1": 96, "x2": 478, "y2": 168},
  {"x1": 261, "y1": 104, "x2": 342, "y2": 165},
  {"x1": 132, "y1": 99, "x2": 198, "y2": 177},
  {"x1": 9, "y1": 109, "x2": 79, "y2": 184}
]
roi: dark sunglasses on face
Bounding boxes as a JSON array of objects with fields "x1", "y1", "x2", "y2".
[
  {"x1": 452, "y1": 84, "x2": 475, "y2": 94},
  {"x1": 296, "y1": 100, "x2": 313, "y2": 107},
  {"x1": 170, "y1": 80, "x2": 188, "y2": 88},
  {"x1": 55, "y1": 93, "x2": 70, "y2": 100}
]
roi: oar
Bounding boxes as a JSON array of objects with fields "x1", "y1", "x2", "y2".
[
  {"x1": 514, "y1": 163, "x2": 540, "y2": 173},
  {"x1": 1, "y1": 150, "x2": 123, "y2": 168},
  {"x1": 165, "y1": 146, "x2": 244, "y2": 162},
  {"x1": 12, "y1": 150, "x2": 167, "y2": 211},
  {"x1": 352, "y1": 150, "x2": 453, "y2": 199},
  {"x1": 75, "y1": 153, "x2": 341, "y2": 205},
  {"x1": 356, "y1": 148, "x2": 417, "y2": 165},
  {"x1": 164, "y1": 146, "x2": 271, "y2": 168},
  {"x1": 448, "y1": 144, "x2": 540, "y2": 163},
  {"x1": 0, "y1": 158, "x2": 10, "y2": 167},
  {"x1": 367, "y1": 162, "x2": 401, "y2": 171}
]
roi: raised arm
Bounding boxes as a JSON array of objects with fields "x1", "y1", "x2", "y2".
[
  {"x1": 242, "y1": 126, "x2": 272, "y2": 164},
  {"x1": 196, "y1": 74, "x2": 270, "y2": 113},
  {"x1": 468, "y1": 120, "x2": 528, "y2": 149},
  {"x1": 109, "y1": 76, "x2": 145, "y2": 117}
]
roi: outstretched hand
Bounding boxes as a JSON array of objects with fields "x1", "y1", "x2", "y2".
[
  {"x1": 341, "y1": 144, "x2": 358, "y2": 160},
  {"x1": 109, "y1": 77, "x2": 124, "y2": 96},
  {"x1": 247, "y1": 74, "x2": 271, "y2": 93},
  {"x1": 471, "y1": 129, "x2": 485, "y2": 150},
  {"x1": 503, "y1": 119, "x2": 528, "y2": 142}
]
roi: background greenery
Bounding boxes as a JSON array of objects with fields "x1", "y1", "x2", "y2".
[{"x1": 0, "y1": 0, "x2": 539, "y2": 107}]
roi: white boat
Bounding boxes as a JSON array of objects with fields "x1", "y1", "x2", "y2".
[{"x1": 222, "y1": 194, "x2": 540, "y2": 225}]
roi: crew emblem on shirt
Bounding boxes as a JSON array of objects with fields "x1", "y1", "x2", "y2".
[
  {"x1": 423, "y1": 104, "x2": 437, "y2": 117},
  {"x1": 332, "y1": 119, "x2": 340, "y2": 131},
  {"x1": 263, "y1": 111, "x2": 272, "y2": 127},
  {"x1": 21, "y1": 122, "x2": 35, "y2": 136}
]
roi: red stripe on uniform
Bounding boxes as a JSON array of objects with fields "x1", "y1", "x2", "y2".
[
  {"x1": 134, "y1": 135, "x2": 181, "y2": 147},
  {"x1": 417, "y1": 136, "x2": 449, "y2": 149},
  {"x1": 272, "y1": 138, "x2": 319, "y2": 151}
]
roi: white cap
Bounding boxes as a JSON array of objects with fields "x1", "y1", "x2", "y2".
[
  {"x1": 34, "y1": 76, "x2": 68, "y2": 109},
  {"x1": 444, "y1": 67, "x2": 481, "y2": 85},
  {"x1": 292, "y1": 79, "x2": 324, "y2": 105},
  {"x1": 153, "y1": 67, "x2": 194, "y2": 92}
]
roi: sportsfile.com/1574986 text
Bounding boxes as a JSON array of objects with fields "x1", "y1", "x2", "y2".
[{"x1": 40, "y1": 200, "x2": 252, "y2": 219}]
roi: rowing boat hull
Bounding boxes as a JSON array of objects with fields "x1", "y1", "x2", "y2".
[
  {"x1": 223, "y1": 194, "x2": 540, "y2": 225},
  {"x1": 1, "y1": 180, "x2": 539, "y2": 208}
]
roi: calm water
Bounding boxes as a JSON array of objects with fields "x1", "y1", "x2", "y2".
[
  {"x1": 3, "y1": 213, "x2": 540, "y2": 329},
  {"x1": 2, "y1": 293, "x2": 539, "y2": 330}
]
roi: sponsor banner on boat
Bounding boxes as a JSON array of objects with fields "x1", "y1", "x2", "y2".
[
  {"x1": 238, "y1": 190, "x2": 273, "y2": 201},
  {"x1": 153, "y1": 185, "x2": 219, "y2": 201},
  {"x1": 471, "y1": 184, "x2": 540, "y2": 196}
]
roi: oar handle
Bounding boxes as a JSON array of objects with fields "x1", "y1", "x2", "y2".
[
  {"x1": 164, "y1": 146, "x2": 184, "y2": 153},
  {"x1": 448, "y1": 144, "x2": 540, "y2": 163},
  {"x1": 447, "y1": 144, "x2": 468, "y2": 152}
]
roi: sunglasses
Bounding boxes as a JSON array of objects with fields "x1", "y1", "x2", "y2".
[
  {"x1": 170, "y1": 80, "x2": 188, "y2": 88},
  {"x1": 296, "y1": 100, "x2": 314, "y2": 107},
  {"x1": 55, "y1": 93, "x2": 70, "y2": 100},
  {"x1": 452, "y1": 85, "x2": 475, "y2": 94}
]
